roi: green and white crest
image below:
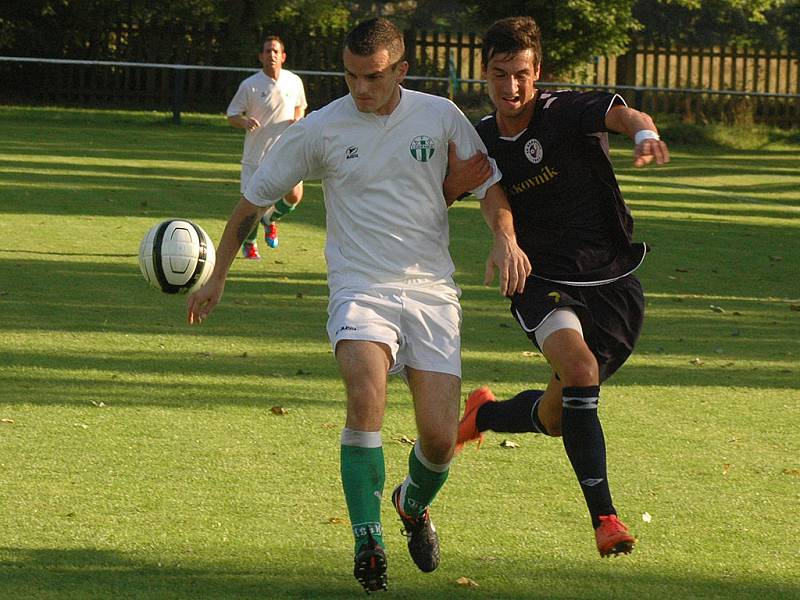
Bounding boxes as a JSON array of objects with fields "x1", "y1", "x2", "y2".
[{"x1": 410, "y1": 135, "x2": 435, "y2": 162}]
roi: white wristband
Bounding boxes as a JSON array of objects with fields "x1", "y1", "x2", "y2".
[{"x1": 634, "y1": 130, "x2": 660, "y2": 145}]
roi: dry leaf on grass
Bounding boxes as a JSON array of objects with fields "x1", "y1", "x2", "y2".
[
  {"x1": 327, "y1": 517, "x2": 345, "y2": 524},
  {"x1": 320, "y1": 422, "x2": 336, "y2": 429},
  {"x1": 1, "y1": 418, "x2": 14, "y2": 424},
  {"x1": 782, "y1": 468, "x2": 800, "y2": 477},
  {"x1": 723, "y1": 463, "x2": 731, "y2": 475},
  {"x1": 689, "y1": 357, "x2": 704, "y2": 366},
  {"x1": 455, "y1": 576, "x2": 479, "y2": 588},
  {"x1": 642, "y1": 512, "x2": 652, "y2": 523},
  {"x1": 500, "y1": 439, "x2": 520, "y2": 448},
  {"x1": 271, "y1": 406, "x2": 288, "y2": 415},
  {"x1": 397, "y1": 435, "x2": 416, "y2": 445}
]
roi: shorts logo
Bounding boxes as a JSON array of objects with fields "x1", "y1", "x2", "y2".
[
  {"x1": 410, "y1": 135, "x2": 435, "y2": 162},
  {"x1": 548, "y1": 291, "x2": 561, "y2": 303},
  {"x1": 524, "y1": 138, "x2": 543, "y2": 164},
  {"x1": 346, "y1": 146, "x2": 359, "y2": 159},
  {"x1": 336, "y1": 325, "x2": 357, "y2": 334}
]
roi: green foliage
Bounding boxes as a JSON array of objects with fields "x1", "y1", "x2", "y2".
[
  {"x1": 406, "y1": 0, "x2": 641, "y2": 77},
  {"x1": 634, "y1": 0, "x2": 796, "y2": 47},
  {"x1": 0, "y1": 105, "x2": 799, "y2": 599}
]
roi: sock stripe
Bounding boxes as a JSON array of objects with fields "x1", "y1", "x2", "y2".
[
  {"x1": 529, "y1": 396, "x2": 546, "y2": 434},
  {"x1": 563, "y1": 397, "x2": 599, "y2": 409},
  {"x1": 413, "y1": 440, "x2": 450, "y2": 473},
  {"x1": 562, "y1": 385, "x2": 600, "y2": 410},
  {"x1": 341, "y1": 428, "x2": 382, "y2": 448}
]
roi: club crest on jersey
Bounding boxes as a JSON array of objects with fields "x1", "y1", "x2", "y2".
[
  {"x1": 346, "y1": 145, "x2": 359, "y2": 159},
  {"x1": 524, "y1": 138, "x2": 543, "y2": 164},
  {"x1": 410, "y1": 136, "x2": 435, "y2": 162}
]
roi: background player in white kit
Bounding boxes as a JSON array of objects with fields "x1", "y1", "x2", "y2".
[
  {"x1": 187, "y1": 18, "x2": 530, "y2": 593},
  {"x1": 226, "y1": 35, "x2": 307, "y2": 259}
]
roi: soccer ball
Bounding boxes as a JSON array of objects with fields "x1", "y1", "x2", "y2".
[{"x1": 138, "y1": 219, "x2": 216, "y2": 294}]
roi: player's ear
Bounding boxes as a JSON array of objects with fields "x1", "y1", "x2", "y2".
[
  {"x1": 534, "y1": 62, "x2": 541, "y2": 81},
  {"x1": 396, "y1": 60, "x2": 409, "y2": 81}
]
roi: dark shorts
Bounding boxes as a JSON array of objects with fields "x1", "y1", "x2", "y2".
[{"x1": 509, "y1": 274, "x2": 645, "y2": 382}]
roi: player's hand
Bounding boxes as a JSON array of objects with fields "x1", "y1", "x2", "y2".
[
  {"x1": 187, "y1": 279, "x2": 225, "y2": 325},
  {"x1": 443, "y1": 141, "x2": 493, "y2": 206},
  {"x1": 634, "y1": 138, "x2": 670, "y2": 167},
  {"x1": 485, "y1": 234, "x2": 531, "y2": 297},
  {"x1": 245, "y1": 117, "x2": 261, "y2": 132}
]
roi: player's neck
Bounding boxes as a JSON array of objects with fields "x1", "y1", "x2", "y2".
[
  {"x1": 496, "y1": 101, "x2": 535, "y2": 137},
  {"x1": 263, "y1": 66, "x2": 281, "y2": 80}
]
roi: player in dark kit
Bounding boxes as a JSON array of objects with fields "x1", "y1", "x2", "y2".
[{"x1": 445, "y1": 16, "x2": 670, "y2": 557}]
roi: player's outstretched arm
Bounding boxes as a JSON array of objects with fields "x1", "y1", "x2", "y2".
[
  {"x1": 480, "y1": 183, "x2": 531, "y2": 296},
  {"x1": 187, "y1": 196, "x2": 267, "y2": 325},
  {"x1": 443, "y1": 141, "x2": 493, "y2": 206},
  {"x1": 605, "y1": 105, "x2": 670, "y2": 168}
]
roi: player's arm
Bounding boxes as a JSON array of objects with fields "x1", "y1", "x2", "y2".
[
  {"x1": 443, "y1": 141, "x2": 493, "y2": 206},
  {"x1": 187, "y1": 196, "x2": 268, "y2": 324},
  {"x1": 227, "y1": 114, "x2": 261, "y2": 131},
  {"x1": 605, "y1": 105, "x2": 670, "y2": 167},
  {"x1": 480, "y1": 183, "x2": 531, "y2": 296},
  {"x1": 292, "y1": 104, "x2": 305, "y2": 123}
]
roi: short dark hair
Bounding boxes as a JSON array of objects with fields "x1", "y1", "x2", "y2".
[
  {"x1": 345, "y1": 18, "x2": 405, "y2": 62},
  {"x1": 481, "y1": 17, "x2": 541, "y2": 71},
  {"x1": 261, "y1": 35, "x2": 285, "y2": 53}
]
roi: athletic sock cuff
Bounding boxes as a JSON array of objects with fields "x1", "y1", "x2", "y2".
[
  {"x1": 413, "y1": 441, "x2": 450, "y2": 473},
  {"x1": 341, "y1": 428, "x2": 382, "y2": 448},
  {"x1": 562, "y1": 385, "x2": 600, "y2": 409}
]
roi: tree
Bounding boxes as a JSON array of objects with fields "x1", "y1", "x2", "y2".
[
  {"x1": 633, "y1": 0, "x2": 793, "y2": 47},
  {"x1": 392, "y1": 0, "x2": 642, "y2": 77}
]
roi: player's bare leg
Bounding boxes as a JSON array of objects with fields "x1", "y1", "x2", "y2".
[
  {"x1": 336, "y1": 340, "x2": 391, "y2": 591},
  {"x1": 391, "y1": 368, "x2": 459, "y2": 573}
]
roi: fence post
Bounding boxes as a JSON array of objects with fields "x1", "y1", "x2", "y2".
[
  {"x1": 172, "y1": 67, "x2": 185, "y2": 124},
  {"x1": 615, "y1": 46, "x2": 638, "y2": 106}
]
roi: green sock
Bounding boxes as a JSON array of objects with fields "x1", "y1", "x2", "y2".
[
  {"x1": 340, "y1": 429, "x2": 385, "y2": 552},
  {"x1": 269, "y1": 198, "x2": 297, "y2": 222},
  {"x1": 400, "y1": 442, "x2": 450, "y2": 518}
]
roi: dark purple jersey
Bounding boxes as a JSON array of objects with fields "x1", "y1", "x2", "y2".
[{"x1": 476, "y1": 90, "x2": 646, "y2": 284}]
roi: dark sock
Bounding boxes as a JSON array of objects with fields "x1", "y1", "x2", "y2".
[
  {"x1": 561, "y1": 385, "x2": 615, "y2": 528},
  {"x1": 475, "y1": 389, "x2": 545, "y2": 433}
]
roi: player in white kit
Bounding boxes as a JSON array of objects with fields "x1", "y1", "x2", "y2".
[
  {"x1": 227, "y1": 35, "x2": 307, "y2": 258},
  {"x1": 187, "y1": 18, "x2": 530, "y2": 593}
]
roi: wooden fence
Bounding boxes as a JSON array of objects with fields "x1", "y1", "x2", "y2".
[{"x1": 1, "y1": 28, "x2": 798, "y2": 125}]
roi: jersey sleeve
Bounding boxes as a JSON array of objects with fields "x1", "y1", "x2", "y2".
[
  {"x1": 243, "y1": 115, "x2": 323, "y2": 206},
  {"x1": 446, "y1": 103, "x2": 502, "y2": 200},
  {"x1": 575, "y1": 91, "x2": 627, "y2": 134},
  {"x1": 296, "y1": 78, "x2": 308, "y2": 111},
  {"x1": 226, "y1": 81, "x2": 250, "y2": 117},
  {"x1": 545, "y1": 91, "x2": 626, "y2": 136}
]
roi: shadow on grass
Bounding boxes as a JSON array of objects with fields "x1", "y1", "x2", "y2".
[{"x1": 0, "y1": 547, "x2": 797, "y2": 600}]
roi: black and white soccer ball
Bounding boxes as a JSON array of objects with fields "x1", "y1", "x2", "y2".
[{"x1": 138, "y1": 219, "x2": 216, "y2": 294}]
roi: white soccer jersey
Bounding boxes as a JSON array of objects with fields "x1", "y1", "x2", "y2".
[
  {"x1": 244, "y1": 87, "x2": 501, "y2": 293},
  {"x1": 226, "y1": 69, "x2": 307, "y2": 166}
]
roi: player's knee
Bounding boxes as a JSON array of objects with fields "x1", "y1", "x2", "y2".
[
  {"x1": 558, "y1": 358, "x2": 598, "y2": 387},
  {"x1": 418, "y1": 430, "x2": 456, "y2": 463}
]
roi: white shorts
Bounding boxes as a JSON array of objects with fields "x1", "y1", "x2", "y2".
[
  {"x1": 327, "y1": 284, "x2": 462, "y2": 377},
  {"x1": 240, "y1": 163, "x2": 258, "y2": 194}
]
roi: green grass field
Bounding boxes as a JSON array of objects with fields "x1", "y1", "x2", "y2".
[{"x1": 1, "y1": 105, "x2": 798, "y2": 599}]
